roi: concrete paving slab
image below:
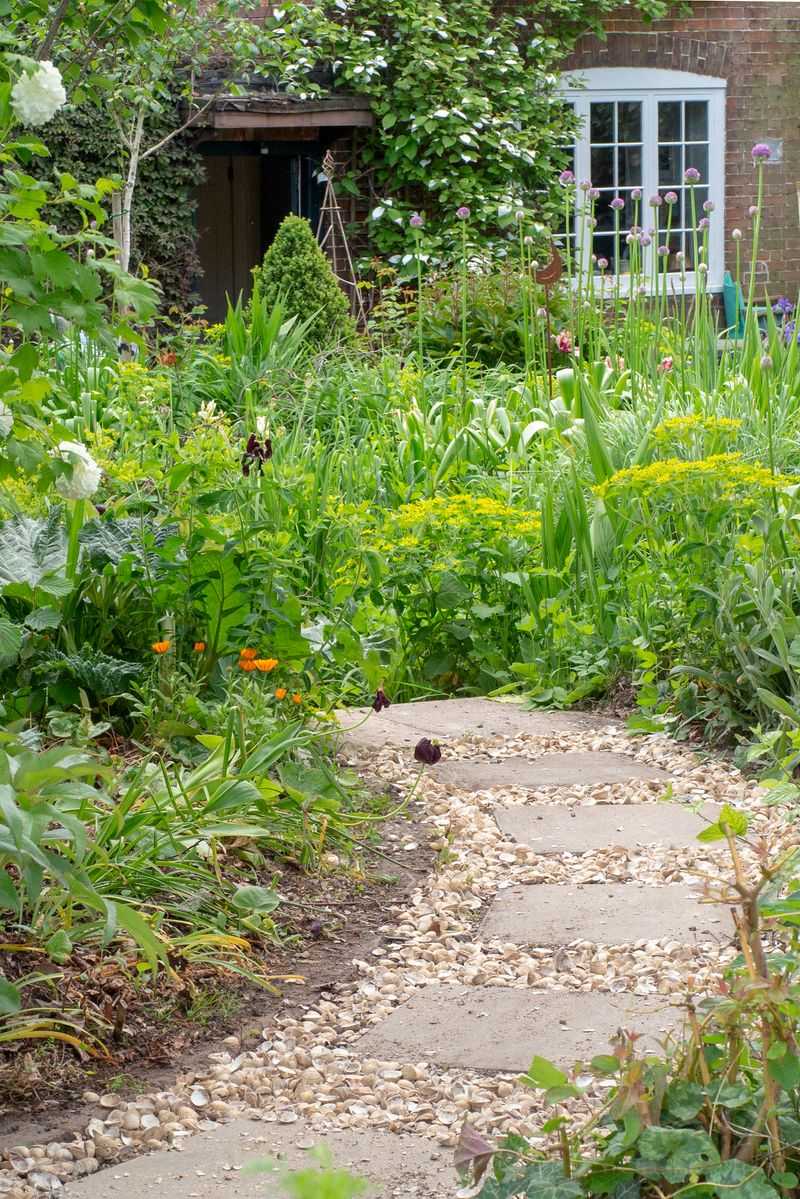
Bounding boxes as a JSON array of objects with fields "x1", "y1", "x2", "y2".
[
  {"x1": 479, "y1": 883, "x2": 730, "y2": 945},
  {"x1": 66, "y1": 1119, "x2": 457, "y2": 1197},
  {"x1": 434, "y1": 751, "x2": 673, "y2": 790},
  {"x1": 495, "y1": 802, "x2": 722, "y2": 853},
  {"x1": 335, "y1": 699, "x2": 611, "y2": 750},
  {"x1": 356, "y1": 986, "x2": 682, "y2": 1072}
]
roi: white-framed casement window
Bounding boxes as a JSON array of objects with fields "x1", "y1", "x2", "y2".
[{"x1": 559, "y1": 68, "x2": 726, "y2": 291}]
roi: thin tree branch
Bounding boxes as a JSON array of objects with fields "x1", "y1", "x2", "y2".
[
  {"x1": 38, "y1": 0, "x2": 73, "y2": 59},
  {"x1": 140, "y1": 91, "x2": 219, "y2": 160}
]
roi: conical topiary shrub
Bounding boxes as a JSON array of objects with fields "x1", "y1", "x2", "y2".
[{"x1": 251, "y1": 215, "x2": 356, "y2": 349}]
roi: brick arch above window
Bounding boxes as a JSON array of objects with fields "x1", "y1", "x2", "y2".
[{"x1": 565, "y1": 33, "x2": 731, "y2": 81}]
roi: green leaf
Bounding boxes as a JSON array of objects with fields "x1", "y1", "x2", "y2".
[
  {"x1": 436, "y1": 570, "x2": 472, "y2": 610},
  {"x1": 45, "y1": 928, "x2": 73, "y2": 963},
  {"x1": 25, "y1": 606, "x2": 62, "y2": 631},
  {"x1": 0, "y1": 976, "x2": 21, "y2": 1015},
  {"x1": 0, "y1": 616, "x2": 23, "y2": 665},
  {"x1": 702, "y1": 1161, "x2": 779, "y2": 1199},
  {"x1": 635, "y1": 1127, "x2": 719, "y2": 1184},
  {"x1": 231, "y1": 885, "x2": 281, "y2": 913},
  {"x1": 591, "y1": 1054, "x2": 622, "y2": 1075},
  {"x1": 0, "y1": 870, "x2": 20, "y2": 913},
  {"x1": 665, "y1": 1080, "x2": 705, "y2": 1122},
  {"x1": 768, "y1": 1050, "x2": 800, "y2": 1090},
  {"x1": 523, "y1": 1055, "x2": 568, "y2": 1090}
]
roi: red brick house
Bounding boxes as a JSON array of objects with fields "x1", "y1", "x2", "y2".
[
  {"x1": 192, "y1": 1, "x2": 800, "y2": 316},
  {"x1": 560, "y1": 0, "x2": 800, "y2": 299}
]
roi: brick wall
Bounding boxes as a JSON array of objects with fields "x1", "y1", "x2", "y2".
[{"x1": 561, "y1": 1, "x2": 800, "y2": 298}]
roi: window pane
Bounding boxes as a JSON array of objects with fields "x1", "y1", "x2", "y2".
[
  {"x1": 618, "y1": 101, "x2": 642, "y2": 142},
  {"x1": 591, "y1": 146, "x2": 614, "y2": 187},
  {"x1": 685, "y1": 143, "x2": 708, "y2": 181},
  {"x1": 594, "y1": 197, "x2": 616, "y2": 232},
  {"x1": 685, "y1": 100, "x2": 708, "y2": 141},
  {"x1": 590, "y1": 102, "x2": 614, "y2": 142},
  {"x1": 658, "y1": 101, "x2": 681, "y2": 141},
  {"x1": 618, "y1": 144, "x2": 643, "y2": 186},
  {"x1": 659, "y1": 144, "x2": 681, "y2": 186}
]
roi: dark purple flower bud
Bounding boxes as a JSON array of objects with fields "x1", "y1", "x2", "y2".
[
  {"x1": 414, "y1": 737, "x2": 442, "y2": 765},
  {"x1": 409, "y1": 213, "x2": 424, "y2": 228},
  {"x1": 664, "y1": 191, "x2": 678, "y2": 205},
  {"x1": 610, "y1": 196, "x2": 625, "y2": 210},
  {"x1": 372, "y1": 687, "x2": 391, "y2": 712},
  {"x1": 456, "y1": 205, "x2": 471, "y2": 220},
  {"x1": 241, "y1": 433, "x2": 273, "y2": 477},
  {"x1": 684, "y1": 167, "x2": 701, "y2": 182},
  {"x1": 752, "y1": 143, "x2": 772, "y2": 160}
]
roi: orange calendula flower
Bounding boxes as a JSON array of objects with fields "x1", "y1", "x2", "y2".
[
  {"x1": 254, "y1": 657, "x2": 278, "y2": 673},
  {"x1": 239, "y1": 647, "x2": 257, "y2": 661},
  {"x1": 274, "y1": 687, "x2": 287, "y2": 700},
  {"x1": 291, "y1": 693, "x2": 302, "y2": 705},
  {"x1": 239, "y1": 659, "x2": 257, "y2": 672},
  {"x1": 193, "y1": 641, "x2": 206, "y2": 652},
  {"x1": 152, "y1": 640, "x2": 170, "y2": 654}
]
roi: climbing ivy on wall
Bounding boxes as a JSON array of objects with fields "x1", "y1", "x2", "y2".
[
  {"x1": 256, "y1": 0, "x2": 677, "y2": 267},
  {"x1": 42, "y1": 102, "x2": 203, "y2": 309}
]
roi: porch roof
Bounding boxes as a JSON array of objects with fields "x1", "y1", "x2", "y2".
[{"x1": 201, "y1": 92, "x2": 374, "y2": 130}]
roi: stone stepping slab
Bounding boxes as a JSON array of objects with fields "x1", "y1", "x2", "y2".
[
  {"x1": 336, "y1": 699, "x2": 611, "y2": 751},
  {"x1": 67, "y1": 1118, "x2": 458, "y2": 1197},
  {"x1": 433, "y1": 751, "x2": 673, "y2": 791},
  {"x1": 479, "y1": 883, "x2": 730, "y2": 946},
  {"x1": 496, "y1": 801, "x2": 722, "y2": 853},
  {"x1": 356, "y1": 986, "x2": 682, "y2": 1072}
]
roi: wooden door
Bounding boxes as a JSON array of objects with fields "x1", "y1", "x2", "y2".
[{"x1": 196, "y1": 153, "x2": 262, "y2": 322}]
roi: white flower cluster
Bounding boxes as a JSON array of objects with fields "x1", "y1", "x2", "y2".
[
  {"x1": 54, "y1": 440, "x2": 101, "y2": 501},
  {"x1": 0, "y1": 403, "x2": 12, "y2": 439},
  {"x1": 11, "y1": 61, "x2": 67, "y2": 128}
]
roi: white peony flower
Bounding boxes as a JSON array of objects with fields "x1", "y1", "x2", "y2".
[
  {"x1": 54, "y1": 440, "x2": 101, "y2": 501},
  {"x1": 0, "y1": 403, "x2": 12, "y2": 439},
  {"x1": 11, "y1": 62, "x2": 67, "y2": 128}
]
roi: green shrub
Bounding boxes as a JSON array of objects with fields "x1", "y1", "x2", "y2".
[{"x1": 251, "y1": 215, "x2": 356, "y2": 350}]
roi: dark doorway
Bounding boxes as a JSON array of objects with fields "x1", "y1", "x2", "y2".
[{"x1": 195, "y1": 141, "x2": 322, "y2": 323}]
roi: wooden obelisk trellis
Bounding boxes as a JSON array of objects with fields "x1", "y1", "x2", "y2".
[{"x1": 316, "y1": 151, "x2": 368, "y2": 329}]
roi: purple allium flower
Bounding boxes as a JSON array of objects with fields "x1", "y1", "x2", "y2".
[
  {"x1": 535, "y1": 307, "x2": 547, "y2": 319},
  {"x1": 760, "y1": 353, "x2": 773, "y2": 370},
  {"x1": 588, "y1": 187, "x2": 600, "y2": 200},
  {"x1": 703, "y1": 200, "x2": 715, "y2": 213},
  {"x1": 698, "y1": 217, "x2": 710, "y2": 230},
  {"x1": 456, "y1": 205, "x2": 470, "y2": 220},
  {"x1": 748, "y1": 205, "x2": 758, "y2": 217},
  {"x1": 579, "y1": 178, "x2": 592, "y2": 192},
  {"x1": 515, "y1": 209, "x2": 526, "y2": 222},
  {"x1": 597, "y1": 257, "x2": 609, "y2": 269},
  {"x1": 409, "y1": 213, "x2": 424, "y2": 228},
  {"x1": 698, "y1": 262, "x2": 708, "y2": 275},
  {"x1": 558, "y1": 170, "x2": 575, "y2": 186},
  {"x1": 657, "y1": 244, "x2": 669, "y2": 257},
  {"x1": 665, "y1": 191, "x2": 678, "y2": 205},
  {"x1": 630, "y1": 225, "x2": 642, "y2": 235},
  {"x1": 732, "y1": 228, "x2": 743, "y2": 240},
  {"x1": 752, "y1": 143, "x2": 772, "y2": 160},
  {"x1": 684, "y1": 167, "x2": 701, "y2": 182},
  {"x1": 773, "y1": 295, "x2": 794, "y2": 316},
  {"x1": 640, "y1": 234, "x2": 652, "y2": 247},
  {"x1": 631, "y1": 187, "x2": 642, "y2": 200},
  {"x1": 610, "y1": 195, "x2": 625, "y2": 210},
  {"x1": 650, "y1": 193, "x2": 663, "y2": 207},
  {"x1": 625, "y1": 233, "x2": 635, "y2": 245}
]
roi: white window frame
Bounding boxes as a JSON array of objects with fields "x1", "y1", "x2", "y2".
[{"x1": 560, "y1": 67, "x2": 726, "y2": 293}]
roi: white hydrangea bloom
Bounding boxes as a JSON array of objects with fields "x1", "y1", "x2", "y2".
[
  {"x1": 0, "y1": 403, "x2": 12, "y2": 439},
  {"x1": 11, "y1": 62, "x2": 67, "y2": 128},
  {"x1": 54, "y1": 440, "x2": 101, "y2": 501}
]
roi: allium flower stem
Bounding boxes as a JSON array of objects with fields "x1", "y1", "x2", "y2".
[{"x1": 459, "y1": 215, "x2": 469, "y2": 404}]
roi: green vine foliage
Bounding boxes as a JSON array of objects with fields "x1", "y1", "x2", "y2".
[
  {"x1": 256, "y1": 0, "x2": 676, "y2": 266},
  {"x1": 41, "y1": 102, "x2": 203, "y2": 309}
]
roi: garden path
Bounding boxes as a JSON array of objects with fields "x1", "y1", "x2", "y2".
[{"x1": 45, "y1": 700, "x2": 762, "y2": 1198}]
